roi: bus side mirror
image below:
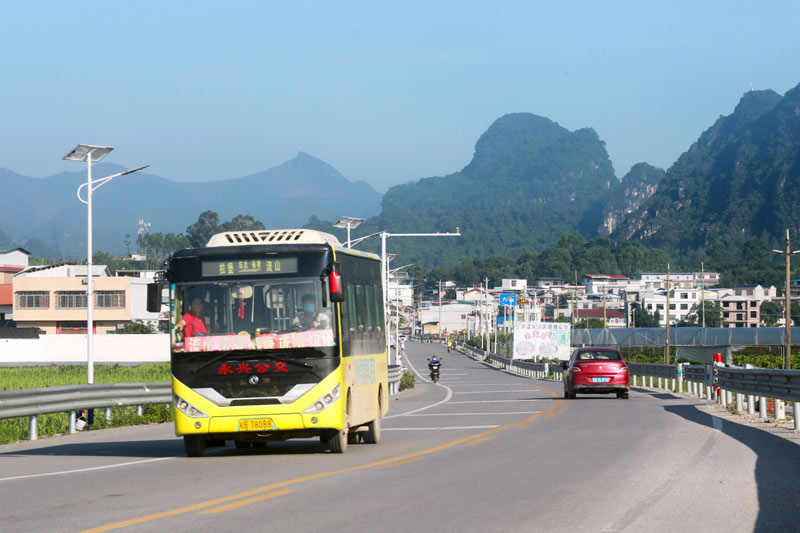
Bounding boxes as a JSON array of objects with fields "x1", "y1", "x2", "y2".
[
  {"x1": 329, "y1": 271, "x2": 345, "y2": 303},
  {"x1": 146, "y1": 283, "x2": 162, "y2": 313}
]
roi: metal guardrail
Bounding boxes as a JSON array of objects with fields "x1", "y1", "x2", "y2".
[
  {"x1": 716, "y1": 367, "x2": 800, "y2": 403},
  {"x1": 388, "y1": 364, "x2": 402, "y2": 395},
  {"x1": 0, "y1": 382, "x2": 172, "y2": 441}
]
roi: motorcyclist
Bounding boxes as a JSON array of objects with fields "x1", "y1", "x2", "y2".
[
  {"x1": 447, "y1": 340, "x2": 452, "y2": 353},
  {"x1": 428, "y1": 355, "x2": 441, "y2": 376}
]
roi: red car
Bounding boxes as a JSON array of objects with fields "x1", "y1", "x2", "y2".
[{"x1": 562, "y1": 347, "x2": 629, "y2": 399}]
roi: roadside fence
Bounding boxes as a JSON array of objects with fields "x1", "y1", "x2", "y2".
[{"x1": 453, "y1": 342, "x2": 798, "y2": 431}]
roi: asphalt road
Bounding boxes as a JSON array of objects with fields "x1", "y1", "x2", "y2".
[{"x1": 1, "y1": 341, "x2": 798, "y2": 532}]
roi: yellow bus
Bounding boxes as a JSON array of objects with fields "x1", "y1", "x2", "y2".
[{"x1": 153, "y1": 229, "x2": 388, "y2": 456}]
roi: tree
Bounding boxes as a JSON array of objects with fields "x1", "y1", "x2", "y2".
[
  {"x1": 632, "y1": 305, "x2": 660, "y2": 327},
  {"x1": 678, "y1": 301, "x2": 725, "y2": 327},
  {"x1": 221, "y1": 214, "x2": 266, "y2": 232},
  {"x1": 118, "y1": 320, "x2": 156, "y2": 334},
  {"x1": 575, "y1": 318, "x2": 606, "y2": 329},
  {"x1": 760, "y1": 300, "x2": 782, "y2": 326},
  {"x1": 186, "y1": 210, "x2": 220, "y2": 247}
]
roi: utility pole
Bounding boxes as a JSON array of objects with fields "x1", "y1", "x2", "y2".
[
  {"x1": 438, "y1": 280, "x2": 443, "y2": 338},
  {"x1": 665, "y1": 264, "x2": 671, "y2": 364},
  {"x1": 701, "y1": 262, "x2": 706, "y2": 328},
  {"x1": 571, "y1": 270, "x2": 577, "y2": 330},
  {"x1": 773, "y1": 230, "x2": 798, "y2": 370}
]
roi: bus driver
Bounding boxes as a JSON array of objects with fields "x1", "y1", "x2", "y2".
[
  {"x1": 176, "y1": 297, "x2": 208, "y2": 338},
  {"x1": 292, "y1": 293, "x2": 331, "y2": 330}
]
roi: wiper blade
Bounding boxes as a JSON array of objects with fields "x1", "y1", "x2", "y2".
[{"x1": 191, "y1": 350, "x2": 233, "y2": 375}]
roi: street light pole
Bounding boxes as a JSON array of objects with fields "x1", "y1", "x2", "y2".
[
  {"x1": 665, "y1": 264, "x2": 671, "y2": 364},
  {"x1": 773, "y1": 229, "x2": 799, "y2": 370},
  {"x1": 64, "y1": 144, "x2": 147, "y2": 385}
]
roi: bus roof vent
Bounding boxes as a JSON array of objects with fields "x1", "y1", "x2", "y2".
[{"x1": 206, "y1": 230, "x2": 343, "y2": 248}]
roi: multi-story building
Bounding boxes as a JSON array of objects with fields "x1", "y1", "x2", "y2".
[
  {"x1": 639, "y1": 287, "x2": 707, "y2": 326},
  {"x1": 12, "y1": 264, "x2": 161, "y2": 334},
  {"x1": 574, "y1": 308, "x2": 627, "y2": 328},
  {"x1": 717, "y1": 285, "x2": 777, "y2": 328},
  {"x1": 635, "y1": 271, "x2": 719, "y2": 290}
]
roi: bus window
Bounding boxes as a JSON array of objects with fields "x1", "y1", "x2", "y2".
[
  {"x1": 365, "y1": 285, "x2": 375, "y2": 332},
  {"x1": 346, "y1": 284, "x2": 357, "y2": 337},
  {"x1": 356, "y1": 285, "x2": 366, "y2": 335}
]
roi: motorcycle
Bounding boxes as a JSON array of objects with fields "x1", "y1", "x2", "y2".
[{"x1": 428, "y1": 359, "x2": 441, "y2": 383}]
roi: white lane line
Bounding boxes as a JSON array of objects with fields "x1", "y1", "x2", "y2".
[
  {"x1": 384, "y1": 357, "x2": 454, "y2": 419},
  {"x1": 403, "y1": 411, "x2": 542, "y2": 417},
  {"x1": 455, "y1": 390, "x2": 538, "y2": 394},
  {"x1": 0, "y1": 456, "x2": 176, "y2": 483},
  {"x1": 448, "y1": 399, "x2": 542, "y2": 404},
  {"x1": 383, "y1": 425, "x2": 499, "y2": 431}
]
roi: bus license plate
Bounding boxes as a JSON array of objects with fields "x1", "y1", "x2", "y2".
[{"x1": 238, "y1": 419, "x2": 274, "y2": 431}]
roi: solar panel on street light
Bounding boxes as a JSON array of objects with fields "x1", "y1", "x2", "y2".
[
  {"x1": 63, "y1": 144, "x2": 114, "y2": 162},
  {"x1": 333, "y1": 216, "x2": 365, "y2": 229}
]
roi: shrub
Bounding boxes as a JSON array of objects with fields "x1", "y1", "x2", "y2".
[{"x1": 399, "y1": 371, "x2": 415, "y2": 391}]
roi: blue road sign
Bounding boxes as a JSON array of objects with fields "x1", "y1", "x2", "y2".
[{"x1": 499, "y1": 293, "x2": 517, "y2": 306}]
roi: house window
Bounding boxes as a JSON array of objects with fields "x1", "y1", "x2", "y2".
[
  {"x1": 669, "y1": 304, "x2": 676, "y2": 310},
  {"x1": 680, "y1": 304, "x2": 688, "y2": 310},
  {"x1": 96, "y1": 291, "x2": 125, "y2": 308},
  {"x1": 656, "y1": 304, "x2": 663, "y2": 310},
  {"x1": 646, "y1": 304, "x2": 652, "y2": 310},
  {"x1": 680, "y1": 293, "x2": 688, "y2": 299},
  {"x1": 57, "y1": 291, "x2": 88, "y2": 309},
  {"x1": 750, "y1": 311, "x2": 757, "y2": 318},
  {"x1": 16, "y1": 291, "x2": 49, "y2": 308}
]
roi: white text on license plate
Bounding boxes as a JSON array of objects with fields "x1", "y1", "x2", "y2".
[
  {"x1": 592, "y1": 377, "x2": 610, "y2": 383},
  {"x1": 238, "y1": 418, "x2": 274, "y2": 431}
]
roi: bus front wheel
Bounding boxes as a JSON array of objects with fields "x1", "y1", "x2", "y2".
[
  {"x1": 184, "y1": 435, "x2": 206, "y2": 457},
  {"x1": 325, "y1": 428, "x2": 347, "y2": 453}
]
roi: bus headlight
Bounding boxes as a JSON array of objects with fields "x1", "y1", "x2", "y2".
[
  {"x1": 174, "y1": 393, "x2": 207, "y2": 418},
  {"x1": 303, "y1": 384, "x2": 341, "y2": 414}
]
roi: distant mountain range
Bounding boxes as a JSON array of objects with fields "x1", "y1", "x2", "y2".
[
  {"x1": 0, "y1": 152, "x2": 382, "y2": 257},
  {"x1": 310, "y1": 81, "x2": 800, "y2": 271},
  {"x1": 612, "y1": 84, "x2": 800, "y2": 261}
]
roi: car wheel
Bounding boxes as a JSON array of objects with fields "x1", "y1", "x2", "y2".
[
  {"x1": 618, "y1": 392, "x2": 629, "y2": 399},
  {"x1": 567, "y1": 391, "x2": 577, "y2": 400}
]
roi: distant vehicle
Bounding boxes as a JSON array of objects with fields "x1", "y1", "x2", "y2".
[{"x1": 562, "y1": 347, "x2": 629, "y2": 399}]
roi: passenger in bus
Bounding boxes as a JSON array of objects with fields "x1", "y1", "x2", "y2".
[
  {"x1": 292, "y1": 293, "x2": 331, "y2": 330},
  {"x1": 176, "y1": 297, "x2": 208, "y2": 338}
]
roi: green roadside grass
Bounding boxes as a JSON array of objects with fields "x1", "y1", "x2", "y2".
[{"x1": 0, "y1": 363, "x2": 173, "y2": 445}]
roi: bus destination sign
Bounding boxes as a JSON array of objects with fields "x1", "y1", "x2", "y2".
[{"x1": 201, "y1": 257, "x2": 299, "y2": 277}]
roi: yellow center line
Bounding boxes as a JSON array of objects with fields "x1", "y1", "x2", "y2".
[
  {"x1": 466, "y1": 436, "x2": 495, "y2": 445},
  {"x1": 545, "y1": 413, "x2": 556, "y2": 418},
  {"x1": 559, "y1": 407, "x2": 568, "y2": 413},
  {"x1": 84, "y1": 387, "x2": 563, "y2": 532},
  {"x1": 376, "y1": 457, "x2": 424, "y2": 469},
  {"x1": 199, "y1": 490, "x2": 295, "y2": 514}
]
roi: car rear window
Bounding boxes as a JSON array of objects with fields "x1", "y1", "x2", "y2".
[{"x1": 577, "y1": 351, "x2": 622, "y2": 361}]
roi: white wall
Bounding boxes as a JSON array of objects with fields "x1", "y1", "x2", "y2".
[{"x1": 0, "y1": 334, "x2": 169, "y2": 364}]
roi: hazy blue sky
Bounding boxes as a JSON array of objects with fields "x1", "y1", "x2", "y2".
[{"x1": 2, "y1": 1, "x2": 799, "y2": 192}]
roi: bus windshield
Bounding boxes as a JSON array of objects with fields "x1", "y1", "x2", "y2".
[{"x1": 173, "y1": 277, "x2": 336, "y2": 353}]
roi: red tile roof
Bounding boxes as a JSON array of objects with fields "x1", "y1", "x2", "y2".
[{"x1": 0, "y1": 265, "x2": 24, "y2": 273}]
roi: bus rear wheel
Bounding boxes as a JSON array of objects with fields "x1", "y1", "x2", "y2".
[
  {"x1": 184, "y1": 435, "x2": 206, "y2": 457},
  {"x1": 363, "y1": 394, "x2": 382, "y2": 444}
]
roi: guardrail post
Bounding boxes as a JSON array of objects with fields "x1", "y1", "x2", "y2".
[
  {"x1": 105, "y1": 408, "x2": 112, "y2": 423},
  {"x1": 759, "y1": 396, "x2": 768, "y2": 418},
  {"x1": 794, "y1": 402, "x2": 799, "y2": 431},
  {"x1": 69, "y1": 410, "x2": 77, "y2": 434},
  {"x1": 775, "y1": 399, "x2": 785, "y2": 420},
  {"x1": 706, "y1": 384, "x2": 713, "y2": 400},
  {"x1": 28, "y1": 415, "x2": 37, "y2": 441},
  {"x1": 676, "y1": 363, "x2": 683, "y2": 393},
  {"x1": 747, "y1": 394, "x2": 755, "y2": 415},
  {"x1": 735, "y1": 392, "x2": 743, "y2": 413},
  {"x1": 726, "y1": 390, "x2": 733, "y2": 406},
  {"x1": 649, "y1": 376, "x2": 653, "y2": 388}
]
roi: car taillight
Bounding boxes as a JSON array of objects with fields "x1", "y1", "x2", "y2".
[
  {"x1": 617, "y1": 366, "x2": 628, "y2": 373},
  {"x1": 572, "y1": 366, "x2": 582, "y2": 373}
]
